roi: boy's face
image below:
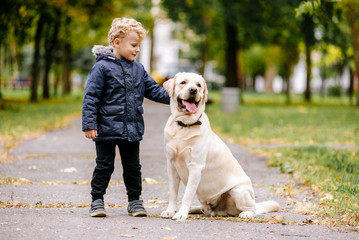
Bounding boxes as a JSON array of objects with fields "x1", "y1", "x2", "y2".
[{"x1": 113, "y1": 31, "x2": 142, "y2": 61}]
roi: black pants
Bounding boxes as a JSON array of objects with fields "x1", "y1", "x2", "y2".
[{"x1": 91, "y1": 140, "x2": 142, "y2": 202}]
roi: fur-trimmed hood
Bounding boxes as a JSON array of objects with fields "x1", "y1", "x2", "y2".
[
  {"x1": 91, "y1": 45, "x2": 115, "y2": 57},
  {"x1": 91, "y1": 45, "x2": 134, "y2": 64}
]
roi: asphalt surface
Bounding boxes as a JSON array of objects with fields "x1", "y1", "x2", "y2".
[{"x1": 0, "y1": 100, "x2": 358, "y2": 240}]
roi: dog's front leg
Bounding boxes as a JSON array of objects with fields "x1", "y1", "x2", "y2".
[
  {"x1": 172, "y1": 163, "x2": 203, "y2": 220},
  {"x1": 161, "y1": 158, "x2": 180, "y2": 218}
]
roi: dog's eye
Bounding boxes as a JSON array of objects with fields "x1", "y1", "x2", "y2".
[
  {"x1": 197, "y1": 83, "x2": 201, "y2": 88},
  {"x1": 180, "y1": 81, "x2": 186, "y2": 85}
]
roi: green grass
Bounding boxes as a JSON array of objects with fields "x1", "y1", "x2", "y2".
[
  {"x1": 266, "y1": 147, "x2": 359, "y2": 224},
  {"x1": 206, "y1": 91, "x2": 359, "y2": 226},
  {"x1": 207, "y1": 92, "x2": 359, "y2": 146},
  {"x1": 0, "y1": 88, "x2": 84, "y2": 162}
]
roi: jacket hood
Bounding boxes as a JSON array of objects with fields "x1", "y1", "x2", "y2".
[
  {"x1": 92, "y1": 45, "x2": 115, "y2": 57},
  {"x1": 91, "y1": 45, "x2": 134, "y2": 63}
]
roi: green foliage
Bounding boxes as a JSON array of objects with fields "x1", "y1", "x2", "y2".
[
  {"x1": 296, "y1": 0, "x2": 322, "y2": 17},
  {"x1": 327, "y1": 85, "x2": 342, "y2": 97},
  {"x1": 241, "y1": 44, "x2": 266, "y2": 79}
]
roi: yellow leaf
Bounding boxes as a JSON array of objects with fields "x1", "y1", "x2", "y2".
[
  {"x1": 162, "y1": 237, "x2": 177, "y2": 240},
  {"x1": 119, "y1": 233, "x2": 135, "y2": 238}
]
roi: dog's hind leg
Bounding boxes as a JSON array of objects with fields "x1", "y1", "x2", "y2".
[
  {"x1": 189, "y1": 199, "x2": 212, "y2": 216},
  {"x1": 229, "y1": 186, "x2": 256, "y2": 218}
]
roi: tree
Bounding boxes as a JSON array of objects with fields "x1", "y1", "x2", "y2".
[
  {"x1": 302, "y1": 13, "x2": 316, "y2": 102},
  {"x1": 30, "y1": 7, "x2": 46, "y2": 102},
  {"x1": 161, "y1": 0, "x2": 215, "y2": 76},
  {"x1": 297, "y1": 0, "x2": 359, "y2": 106},
  {"x1": 345, "y1": 0, "x2": 359, "y2": 106},
  {"x1": 161, "y1": 0, "x2": 266, "y2": 91},
  {"x1": 0, "y1": 0, "x2": 35, "y2": 100},
  {"x1": 42, "y1": 8, "x2": 61, "y2": 99},
  {"x1": 241, "y1": 44, "x2": 266, "y2": 90}
]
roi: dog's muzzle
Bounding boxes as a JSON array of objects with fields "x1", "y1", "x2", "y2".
[{"x1": 177, "y1": 96, "x2": 199, "y2": 114}]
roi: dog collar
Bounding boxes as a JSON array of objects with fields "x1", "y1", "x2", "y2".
[{"x1": 177, "y1": 114, "x2": 202, "y2": 127}]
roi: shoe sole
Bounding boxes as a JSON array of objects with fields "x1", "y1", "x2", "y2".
[
  {"x1": 128, "y1": 211, "x2": 147, "y2": 217},
  {"x1": 90, "y1": 211, "x2": 107, "y2": 217}
]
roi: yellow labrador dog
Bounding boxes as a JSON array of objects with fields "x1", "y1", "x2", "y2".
[{"x1": 160, "y1": 72, "x2": 280, "y2": 220}]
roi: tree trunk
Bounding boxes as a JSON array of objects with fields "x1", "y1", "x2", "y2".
[
  {"x1": 347, "y1": 1, "x2": 359, "y2": 106},
  {"x1": 225, "y1": 21, "x2": 238, "y2": 88},
  {"x1": 237, "y1": 47, "x2": 244, "y2": 91},
  {"x1": 264, "y1": 63, "x2": 277, "y2": 92},
  {"x1": 43, "y1": 14, "x2": 60, "y2": 99},
  {"x1": 284, "y1": 63, "x2": 291, "y2": 104},
  {"x1": 62, "y1": 42, "x2": 71, "y2": 95},
  {"x1": 149, "y1": 30, "x2": 154, "y2": 73},
  {"x1": 199, "y1": 38, "x2": 208, "y2": 76},
  {"x1": 302, "y1": 14, "x2": 315, "y2": 102},
  {"x1": 304, "y1": 42, "x2": 312, "y2": 101},
  {"x1": 30, "y1": 13, "x2": 46, "y2": 102},
  {"x1": 348, "y1": 69, "x2": 354, "y2": 105},
  {"x1": 54, "y1": 65, "x2": 61, "y2": 96},
  {"x1": 0, "y1": 47, "x2": 3, "y2": 100},
  {"x1": 62, "y1": 16, "x2": 72, "y2": 95}
]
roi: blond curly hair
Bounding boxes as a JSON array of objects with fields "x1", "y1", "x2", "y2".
[{"x1": 108, "y1": 18, "x2": 148, "y2": 46}]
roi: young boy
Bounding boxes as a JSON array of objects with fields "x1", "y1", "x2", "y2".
[{"x1": 82, "y1": 17, "x2": 170, "y2": 217}]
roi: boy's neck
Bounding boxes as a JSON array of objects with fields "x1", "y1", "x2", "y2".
[{"x1": 113, "y1": 49, "x2": 121, "y2": 59}]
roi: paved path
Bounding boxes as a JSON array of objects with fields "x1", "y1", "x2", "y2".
[{"x1": 0, "y1": 100, "x2": 358, "y2": 240}]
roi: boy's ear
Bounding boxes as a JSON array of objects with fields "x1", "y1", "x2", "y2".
[
  {"x1": 114, "y1": 38, "x2": 121, "y2": 47},
  {"x1": 163, "y1": 77, "x2": 175, "y2": 97}
]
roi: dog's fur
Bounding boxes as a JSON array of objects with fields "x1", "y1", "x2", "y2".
[{"x1": 160, "y1": 72, "x2": 280, "y2": 220}]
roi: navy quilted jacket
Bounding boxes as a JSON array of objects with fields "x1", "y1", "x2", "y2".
[{"x1": 82, "y1": 45, "x2": 170, "y2": 142}]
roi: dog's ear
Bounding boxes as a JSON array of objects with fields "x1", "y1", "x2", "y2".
[
  {"x1": 203, "y1": 79, "x2": 208, "y2": 103},
  {"x1": 163, "y1": 77, "x2": 175, "y2": 97}
]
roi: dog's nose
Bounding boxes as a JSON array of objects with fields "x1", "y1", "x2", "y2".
[{"x1": 189, "y1": 88, "x2": 197, "y2": 95}]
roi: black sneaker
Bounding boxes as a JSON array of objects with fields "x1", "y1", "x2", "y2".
[
  {"x1": 89, "y1": 199, "x2": 106, "y2": 217},
  {"x1": 127, "y1": 200, "x2": 147, "y2": 217}
]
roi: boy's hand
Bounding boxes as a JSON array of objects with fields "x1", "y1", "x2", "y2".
[{"x1": 85, "y1": 129, "x2": 97, "y2": 139}]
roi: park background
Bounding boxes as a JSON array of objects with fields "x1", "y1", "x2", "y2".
[{"x1": 0, "y1": 0, "x2": 358, "y2": 228}]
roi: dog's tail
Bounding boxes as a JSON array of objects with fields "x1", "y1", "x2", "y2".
[{"x1": 255, "y1": 200, "x2": 280, "y2": 215}]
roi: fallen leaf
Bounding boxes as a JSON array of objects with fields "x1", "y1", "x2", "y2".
[
  {"x1": 119, "y1": 233, "x2": 135, "y2": 238},
  {"x1": 63, "y1": 167, "x2": 78, "y2": 173},
  {"x1": 162, "y1": 237, "x2": 177, "y2": 240},
  {"x1": 267, "y1": 216, "x2": 284, "y2": 224},
  {"x1": 175, "y1": 219, "x2": 188, "y2": 222}
]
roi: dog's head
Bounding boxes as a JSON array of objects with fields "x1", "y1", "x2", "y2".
[{"x1": 164, "y1": 72, "x2": 208, "y2": 123}]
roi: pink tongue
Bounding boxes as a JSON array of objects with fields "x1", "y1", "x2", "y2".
[{"x1": 183, "y1": 100, "x2": 197, "y2": 114}]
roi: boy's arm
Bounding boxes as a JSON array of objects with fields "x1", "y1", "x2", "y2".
[
  {"x1": 82, "y1": 63, "x2": 105, "y2": 132},
  {"x1": 143, "y1": 70, "x2": 170, "y2": 104}
]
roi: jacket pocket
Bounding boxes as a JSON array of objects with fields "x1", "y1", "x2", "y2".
[{"x1": 100, "y1": 105, "x2": 125, "y2": 115}]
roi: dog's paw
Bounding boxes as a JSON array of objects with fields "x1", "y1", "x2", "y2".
[
  {"x1": 239, "y1": 210, "x2": 255, "y2": 218},
  {"x1": 172, "y1": 210, "x2": 188, "y2": 220},
  {"x1": 161, "y1": 210, "x2": 176, "y2": 218}
]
